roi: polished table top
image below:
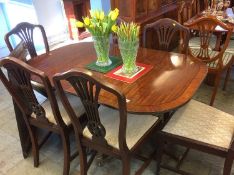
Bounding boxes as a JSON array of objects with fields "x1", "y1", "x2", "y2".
[{"x1": 28, "y1": 42, "x2": 207, "y2": 114}]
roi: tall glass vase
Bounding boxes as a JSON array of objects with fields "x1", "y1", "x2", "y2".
[
  {"x1": 119, "y1": 39, "x2": 139, "y2": 75},
  {"x1": 93, "y1": 36, "x2": 112, "y2": 67}
]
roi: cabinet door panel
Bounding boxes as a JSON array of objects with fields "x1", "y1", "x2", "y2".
[
  {"x1": 136, "y1": 0, "x2": 147, "y2": 18},
  {"x1": 118, "y1": 0, "x2": 131, "y2": 17},
  {"x1": 148, "y1": 0, "x2": 159, "y2": 12}
]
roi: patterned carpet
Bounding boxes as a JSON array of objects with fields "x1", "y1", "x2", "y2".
[{"x1": 0, "y1": 65, "x2": 234, "y2": 174}]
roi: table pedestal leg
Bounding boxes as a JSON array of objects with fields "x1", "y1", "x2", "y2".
[{"x1": 214, "y1": 32, "x2": 222, "y2": 51}]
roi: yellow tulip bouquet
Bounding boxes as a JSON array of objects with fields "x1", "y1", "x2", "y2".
[
  {"x1": 77, "y1": 8, "x2": 119, "y2": 37},
  {"x1": 114, "y1": 22, "x2": 140, "y2": 74},
  {"x1": 76, "y1": 9, "x2": 119, "y2": 66}
]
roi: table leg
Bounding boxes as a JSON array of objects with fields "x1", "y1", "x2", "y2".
[
  {"x1": 214, "y1": 33, "x2": 222, "y2": 51},
  {"x1": 13, "y1": 100, "x2": 31, "y2": 158}
]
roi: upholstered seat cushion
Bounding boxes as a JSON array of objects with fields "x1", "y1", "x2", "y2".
[
  {"x1": 226, "y1": 40, "x2": 234, "y2": 54},
  {"x1": 191, "y1": 48, "x2": 233, "y2": 68},
  {"x1": 40, "y1": 93, "x2": 85, "y2": 125},
  {"x1": 163, "y1": 99, "x2": 234, "y2": 149},
  {"x1": 83, "y1": 106, "x2": 158, "y2": 150}
]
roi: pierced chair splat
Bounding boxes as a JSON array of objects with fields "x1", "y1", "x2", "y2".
[
  {"x1": 143, "y1": 18, "x2": 190, "y2": 54},
  {"x1": 5, "y1": 22, "x2": 50, "y2": 59}
]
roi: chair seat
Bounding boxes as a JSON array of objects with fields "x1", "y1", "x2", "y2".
[
  {"x1": 163, "y1": 99, "x2": 234, "y2": 149},
  {"x1": 191, "y1": 48, "x2": 233, "y2": 68},
  {"x1": 40, "y1": 93, "x2": 85, "y2": 125},
  {"x1": 226, "y1": 40, "x2": 234, "y2": 54},
  {"x1": 83, "y1": 106, "x2": 158, "y2": 150}
]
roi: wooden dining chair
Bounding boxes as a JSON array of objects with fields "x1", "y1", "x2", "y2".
[
  {"x1": 143, "y1": 18, "x2": 190, "y2": 54},
  {"x1": 184, "y1": 16, "x2": 234, "y2": 106},
  {"x1": 0, "y1": 57, "x2": 85, "y2": 175},
  {"x1": 5, "y1": 22, "x2": 49, "y2": 59},
  {"x1": 53, "y1": 70, "x2": 161, "y2": 175},
  {"x1": 156, "y1": 99, "x2": 234, "y2": 175}
]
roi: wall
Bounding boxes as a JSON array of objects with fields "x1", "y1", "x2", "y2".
[
  {"x1": 0, "y1": 4, "x2": 8, "y2": 49},
  {"x1": 32, "y1": 0, "x2": 69, "y2": 45},
  {"x1": 0, "y1": 3, "x2": 9, "y2": 57}
]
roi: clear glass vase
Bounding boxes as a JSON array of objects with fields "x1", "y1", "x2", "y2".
[
  {"x1": 119, "y1": 39, "x2": 139, "y2": 75},
  {"x1": 93, "y1": 36, "x2": 112, "y2": 67}
]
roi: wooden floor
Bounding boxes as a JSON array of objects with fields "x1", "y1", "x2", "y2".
[{"x1": 0, "y1": 65, "x2": 234, "y2": 174}]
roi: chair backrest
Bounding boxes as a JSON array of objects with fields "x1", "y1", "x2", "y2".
[
  {"x1": 9, "y1": 41, "x2": 28, "y2": 62},
  {"x1": 184, "y1": 16, "x2": 233, "y2": 67},
  {"x1": 53, "y1": 70, "x2": 129, "y2": 151},
  {"x1": 143, "y1": 18, "x2": 190, "y2": 53},
  {"x1": 0, "y1": 57, "x2": 66, "y2": 127},
  {"x1": 4, "y1": 22, "x2": 49, "y2": 59}
]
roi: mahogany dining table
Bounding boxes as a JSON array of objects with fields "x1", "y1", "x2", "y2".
[{"x1": 13, "y1": 42, "x2": 208, "y2": 157}]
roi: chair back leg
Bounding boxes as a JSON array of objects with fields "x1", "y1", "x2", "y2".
[
  {"x1": 78, "y1": 144, "x2": 88, "y2": 175},
  {"x1": 155, "y1": 134, "x2": 164, "y2": 175},
  {"x1": 223, "y1": 156, "x2": 233, "y2": 175},
  {"x1": 61, "y1": 131, "x2": 71, "y2": 175},
  {"x1": 29, "y1": 126, "x2": 39, "y2": 167},
  {"x1": 223, "y1": 65, "x2": 233, "y2": 91}
]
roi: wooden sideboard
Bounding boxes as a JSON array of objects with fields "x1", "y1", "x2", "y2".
[{"x1": 111, "y1": 0, "x2": 205, "y2": 46}]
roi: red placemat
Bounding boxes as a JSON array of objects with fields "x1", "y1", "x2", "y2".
[{"x1": 105, "y1": 63, "x2": 153, "y2": 83}]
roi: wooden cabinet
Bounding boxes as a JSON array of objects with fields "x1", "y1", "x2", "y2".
[
  {"x1": 111, "y1": 0, "x2": 204, "y2": 46},
  {"x1": 111, "y1": 0, "x2": 179, "y2": 45},
  {"x1": 111, "y1": 0, "x2": 178, "y2": 23}
]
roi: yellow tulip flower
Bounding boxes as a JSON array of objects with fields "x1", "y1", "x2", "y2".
[
  {"x1": 84, "y1": 17, "x2": 90, "y2": 26},
  {"x1": 114, "y1": 8, "x2": 119, "y2": 16},
  {"x1": 95, "y1": 11, "x2": 100, "y2": 19},
  {"x1": 111, "y1": 25, "x2": 118, "y2": 33},
  {"x1": 111, "y1": 12, "x2": 118, "y2": 21},
  {"x1": 108, "y1": 10, "x2": 113, "y2": 17},
  {"x1": 100, "y1": 11, "x2": 105, "y2": 20},
  {"x1": 76, "y1": 21, "x2": 84, "y2": 28}
]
